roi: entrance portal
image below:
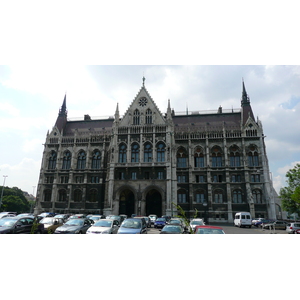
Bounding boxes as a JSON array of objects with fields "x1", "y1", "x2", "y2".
[
  {"x1": 146, "y1": 190, "x2": 162, "y2": 216},
  {"x1": 119, "y1": 189, "x2": 135, "y2": 217}
]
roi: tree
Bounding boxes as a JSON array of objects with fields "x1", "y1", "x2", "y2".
[
  {"x1": 280, "y1": 163, "x2": 300, "y2": 216},
  {"x1": 0, "y1": 186, "x2": 30, "y2": 213},
  {"x1": 172, "y1": 202, "x2": 198, "y2": 233}
]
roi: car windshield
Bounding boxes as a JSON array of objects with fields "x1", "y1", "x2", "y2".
[
  {"x1": 170, "y1": 220, "x2": 181, "y2": 224},
  {"x1": 94, "y1": 220, "x2": 112, "y2": 227},
  {"x1": 0, "y1": 218, "x2": 16, "y2": 227},
  {"x1": 156, "y1": 218, "x2": 166, "y2": 222},
  {"x1": 121, "y1": 220, "x2": 141, "y2": 229},
  {"x1": 65, "y1": 219, "x2": 84, "y2": 226},
  {"x1": 195, "y1": 228, "x2": 224, "y2": 234},
  {"x1": 40, "y1": 218, "x2": 54, "y2": 224},
  {"x1": 162, "y1": 225, "x2": 182, "y2": 233},
  {"x1": 90, "y1": 216, "x2": 100, "y2": 221},
  {"x1": 191, "y1": 220, "x2": 204, "y2": 225}
]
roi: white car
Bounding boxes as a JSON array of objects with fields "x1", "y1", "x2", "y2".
[
  {"x1": 252, "y1": 218, "x2": 265, "y2": 225},
  {"x1": 189, "y1": 218, "x2": 205, "y2": 231},
  {"x1": 86, "y1": 219, "x2": 119, "y2": 234}
]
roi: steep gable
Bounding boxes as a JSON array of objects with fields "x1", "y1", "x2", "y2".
[{"x1": 119, "y1": 84, "x2": 166, "y2": 126}]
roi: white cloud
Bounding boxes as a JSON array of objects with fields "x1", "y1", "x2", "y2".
[{"x1": 0, "y1": 102, "x2": 20, "y2": 116}]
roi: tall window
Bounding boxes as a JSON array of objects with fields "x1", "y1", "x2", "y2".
[
  {"x1": 133, "y1": 109, "x2": 140, "y2": 125},
  {"x1": 251, "y1": 174, "x2": 260, "y2": 182},
  {"x1": 177, "y1": 175, "x2": 187, "y2": 183},
  {"x1": 157, "y1": 142, "x2": 165, "y2": 162},
  {"x1": 195, "y1": 191, "x2": 205, "y2": 203},
  {"x1": 89, "y1": 189, "x2": 97, "y2": 202},
  {"x1": 145, "y1": 108, "x2": 152, "y2": 124},
  {"x1": 177, "y1": 148, "x2": 187, "y2": 168},
  {"x1": 144, "y1": 143, "x2": 152, "y2": 162},
  {"x1": 157, "y1": 171, "x2": 164, "y2": 179},
  {"x1": 77, "y1": 151, "x2": 86, "y2": 169},
  {"x1": 229, "y1": 153, "x2": 241, "y2": 167},
  {"x1": 214, "y1": 190, "x2": 223, "y2": 203},
  {"x1": 211, "y1": 147, "x2": 222, "y2": 167},
  {"x1": 58, "y1": 189, "x2": 67, "y2": 202},
  {"x1": 253, "y1": 190, "x2": 262, "y2": 203},
  {"x1": 194, "y1": 147, "x2": 205, "y2": 167},
  {"x1": 178, "y1": 190, "x2": 188, "y2": 203},
  {"x1": 119, "y1": 144, "x2": 127, "y2": 163},
  {"x1": 131, "y1": 144, "x2": 139, "y2": 162},
  {"x1": 131, "y1": 172, "x2": 137, "y2": 180},
  {"x1": 232, "y1": 190, "x2": 242, "y2": 203},
  {"x1": 62, "y1": 151, "x2": 71, "y2": 170},
  {"x1": 92, "y1": 150, "x2": 101, "y2": 169},
  {"x1": 48, "y1": 151, "x2": 57, "y2": 169},
  {"x1": 248, "y1": 152, "x2": 259, "y2": 167},
  {"x1": 74, "y1": 189, "x2": 82, "y2": 202},
  {"x1": 44, "y1": 189, "x2": 52, "y2": 202}
]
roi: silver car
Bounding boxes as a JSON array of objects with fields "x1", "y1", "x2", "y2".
[
  {"x1": 286, "y1": 222, "x2": 300, "y2": 233},
  {"x1": 87, "y1": 219, "x2": 119, "y2": 234},
  {"x1": 263, "y1": 220, "x2": 287, "y2": 230}
]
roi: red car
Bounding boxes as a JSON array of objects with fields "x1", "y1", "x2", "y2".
[{"x1": 194, "y1": 225, "x2": 225, "y2": 234}]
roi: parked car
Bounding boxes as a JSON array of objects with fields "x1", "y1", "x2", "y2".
[
  {"x1": 295, "y1": 229, "x2": 300, "y2": 234},
  {"x1": 40, "y1": 217, "x2": 64, "y2": 233},
  {"x1": 252, "y1": 218, "x2": 265, "y2": 226},
  {"x1": 54, "y1": 218, "x2": 92, "y2": 234},
  {"x1": 194, "y1": 225, "x2": 225, "y2": 234},
  {"x1": 262, "y1": 220, "x2": 287, "y2": 230},
  {"x1": 255, "y1": 219, "x2": 275, "y2": 228},
  {"x1": 107, "y1": 215, "x2": 122, "y2": 224},
  {"x1": 161, "y1": 215, "x2": 172, "y2": 222},
  {"x1": 0, "y1": 216, "x2": 44, "y2": 234},
  {"x1": 134, "y1": 216, "x2": 150, "y2": 228},
  {"x1": 189, "y1": 218, "x2": 205, "y2": 231},
  {"x1": 148, "y1": 214, "x2": 157, "y2": 225},
  {"x1": 87, "y1": 215, "x2": 106, "y2": 223},
  {"x1": 143, "y1": 216, "x2": 151, "y2": 228},
  {"x1": 53, "y1": 214, "x2": 70, "y2": 223},
  {"x1": 154, "y1": 217, "x2": 167, "y2": 229},
  {"x1": 0, "y1": 212, "x2": 17, "y2": 219},
  {"x1": 38, "y1": 212, "x2": 56, "y2": 218},
  {"x1": 286, "y1": 222, "x2": 300, "y2": 234},
  {"x1": 68, "y1": 214, "x2": 86, "y2": 220},
  {"x1": 117, "y1": 218, "x2": 147, "y2": 234},
  {"x1": 160, "y1": 224, "x2": 187, "y2": 234},
  {"x1": 87, "y1": 219, "x2": 120, "y2": 234}
]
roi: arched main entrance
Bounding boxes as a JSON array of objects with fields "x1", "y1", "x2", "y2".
[
  {"x1": 146, "y1": 189, "x2": 162, "y2": 217},
  {"x1": 119, "y1": 189, "x2": 135, "y2": 216}
]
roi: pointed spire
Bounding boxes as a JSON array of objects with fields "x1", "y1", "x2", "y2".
[
  {"x1": 114, "y1": 102, "x2": 120, "y2": 122},
  {"x1": 167, "y1": 99, "x2": 172, "y2": 120},
  {"x1": 142, "y1": 75, "x2": 145, "y2": 87},
  {"x1": 59, "y1": 94, "x2": 67, "y2": 116},
  {"x1": 241, "y1": 79, "x2": 250, "y2": 106}
]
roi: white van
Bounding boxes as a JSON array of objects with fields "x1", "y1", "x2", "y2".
[{"x1": 234, "y1": 212, "x2": 252, "y2": 228}]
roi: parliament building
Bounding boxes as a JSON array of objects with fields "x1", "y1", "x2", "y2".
[{"x1": 34, "y1": 78, "x2": 279, "y2": 223}]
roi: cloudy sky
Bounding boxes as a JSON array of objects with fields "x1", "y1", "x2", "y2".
[{"x1": 0, "y1": 65, "x2": 299, "y2": 195}]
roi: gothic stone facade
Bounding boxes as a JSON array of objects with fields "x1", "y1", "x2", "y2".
[{"x1": 34, "y1": 81, "x2": 277, "y2": 223}]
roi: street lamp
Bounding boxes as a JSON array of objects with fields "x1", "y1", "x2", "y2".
[
  {"x1": 203, "y1": 200, "x2": 208, "y2": 225},
  {"x1": 0, "y1": 175, "x2": 8, "y2": 211}
]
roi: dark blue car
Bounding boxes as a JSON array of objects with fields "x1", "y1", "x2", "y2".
[{"x1": 154, "y1": 217, "x2": 167, "y2": 229}]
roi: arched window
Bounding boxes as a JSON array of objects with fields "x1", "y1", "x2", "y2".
[
  {"x1": 214, "y1": 189, "x2": 224, "y2": 203},
  {"x1": 131, "y1": 143, "x2": 139, "y2": 162},
  {"x1": 119, "y1": 144, "x2": 127, "y2": 163},
  {"x1": 77, "y1": 151, "x2": 86, "y2": 169},
  {"x1": 211, "y1": 147, "x2": 222, "y2": 167},
  {"x1": 229, "y1": 146, "x2": 241, "y2": 167},
  {"x1": 157, "y1": 142, "x2": 165, "y2": 162},
  {"x1": 48, "y1": 151, "x2": 57, "y2": 170},
  {"x1": 195, "y1": 190, "x2": 205, "y2": 203},
  {"x1": 145, "y1": 108, "x2": 152, "y2": 124},
  {"x1": 44, "y1": 189, "x2": 52, "y2": 202},
  {"x1": 89, "y1": 189, "x2": 97, "y2": 202},
  {"x1": 74, "y1": 189, "x2": 83, "y2": 202},
  {"x1": 92, "y1": 150, "x2": 101, "y2": 169},
  {"x1": 253, "y1": 190, "x2": 262, "y2": 204},
  {"x1": 194, "y1": 147, "x2": 205, "y2": 168},
  {"x1": 62, "y1": 151, "x2": 71, "y2": 170},
  {"x1": 248, "y1": 151, "x2": 259, "y2": 167},
  {"x1": 133, "y1": 109, "x2": 140, "y2": 125},
  {"x1": 232, "y1": 190, "x2": 242, "y2": 203},
  {"x1": 58, "y1": 189, "x2": 67, "y2": 202},
  {"x1": 144, "y1": 143, "x2": 152, "y2": 162},
  {"x1": 177, "y1": 148, "x2": 188, "y2": 168},
  {"x1": 178, "y1": 189, "x2": 188, "y2": 203}
]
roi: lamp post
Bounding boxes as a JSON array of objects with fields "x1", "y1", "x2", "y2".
[
  {"x1": 0, "y1": 175, "x2": 8, "y2": 211},
  {"x1": 203, "y1": 201, "x2": 208, "y2": 225}
]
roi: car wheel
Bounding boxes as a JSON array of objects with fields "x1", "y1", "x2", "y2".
[{"x1": 78, "y1": 231, "x2": 82, "y2": 234}]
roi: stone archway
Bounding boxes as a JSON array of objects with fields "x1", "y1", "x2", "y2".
[
  {"x1": 119, "y1": 189, "x2": 135, "y2": 217},
  {"x1": 146, "y1": 189, "x2": 162, "y2": 217}
]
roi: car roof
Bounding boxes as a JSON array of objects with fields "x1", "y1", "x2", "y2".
[{"x1": 195, "y1": 225, "x2": 224, "y2": 230}]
